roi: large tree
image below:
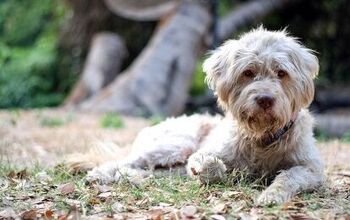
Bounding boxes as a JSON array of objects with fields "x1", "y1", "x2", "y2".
[{"x1": 64, "y1": 0, "x2": 297, "y2": 116}]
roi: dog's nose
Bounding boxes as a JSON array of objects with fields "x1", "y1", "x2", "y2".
[{"x1": 255, "y1": 95, "x2": 275, "y2": 110}]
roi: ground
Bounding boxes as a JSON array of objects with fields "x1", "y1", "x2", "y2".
[{"x1": 0, "y1": 109, "x2": 349, "y2": 219}]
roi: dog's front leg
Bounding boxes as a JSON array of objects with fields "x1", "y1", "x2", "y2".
[
  {"x1": 257, "y1": 165, "x2": 324, "y2": 205},
  {"x1": 187, "y1": 152, "x2": 227, "y2": 184},
  {"x1": 86, "y1": 157, "x2": 151, "y2": 184},
  {"x1": 187, "y1": 120, "x2": 235, "y2": 184}
]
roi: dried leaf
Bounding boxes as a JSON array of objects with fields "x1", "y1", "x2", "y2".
[
  {"x1": 169, "y1": 209, "x2": 181, "y2": 220},
  {"x1": 0, "y1": 208, "x2": 18, "y2": 219},
  {"x1": 21, "y1": 209, "x2": 38, "y2": 220},
  {"x1": 222, "y1": 191, "x2": 242, "y2": 198},
  {"x1": 58, "y1": 183, "x2": 75, "y2": 195},
  {"x1": 95, "y1": 184, "x2": 112, "y2": 193},
  {"x1": 43, "y1": 210, "x2": 54, "y2": 219},
  {"x1": 213, "y1": 203, "x2": 227, "y2": 214},
  {"x1": 180, "y1": 205, "x2": 197, "y2": 218},
  {"x1": 289, "y1": 213, "x2": 313, "y2": 220},
  {"x1": 159, "y1": 202, "x2": 172, "y2": 207},
  {"x1": 35, "y1": 171, "x2": 52, "y2": 182},
  {"x1": 112, "y1": 202, "x2": 125, "y2": 213},
  {"x1": 211, "y1": 214, "x2": 226, "y2": 220},
  {"x1": 88, "y1": 197, "x2": 101, "y2": 205},
  {"x1": 148, "y1": 209, "x2": 164, "y2": 220},
  {"x1": 98, "y1": 192, "x2": 112, "y2": 198},
  {"x1": 7, "y1": 169, "x2": 28, "y2": 179}
]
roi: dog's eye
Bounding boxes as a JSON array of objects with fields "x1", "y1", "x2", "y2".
[
  {"x1": 243, "y1": 70, "x2": 255, "y2": 78},
  {"x1": 277, "y1": 70, "x2": 288, "y2": 78}
]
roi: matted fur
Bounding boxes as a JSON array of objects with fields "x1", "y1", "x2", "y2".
[{"x1": 86, "y1": 27, "x2": 325, "y2": 205}]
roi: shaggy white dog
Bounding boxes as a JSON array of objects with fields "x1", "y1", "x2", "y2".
[{"x1": 86, "y1": 27, "x2": 325, "y2": 206}]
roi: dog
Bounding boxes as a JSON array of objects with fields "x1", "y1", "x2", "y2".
[{"x1": 86, "y1": 27, "x2": 325, "y2": 206}]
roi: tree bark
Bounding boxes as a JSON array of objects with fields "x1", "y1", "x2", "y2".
[
  {"x1": 64, "y1": 33, "x2": 127, "y2": 106},
  {"x1": 80, "y1": 2, "x2": 211, "y2": 116},
  {"x1": 315, "y1": 114, "x2": 350, "y2": 138},
  {"x1": 218, "y1": 0, "x2": 296, "y2": 42},
  {"x1": 103, "y1": 0, "x2": 178, "y2": 21}
]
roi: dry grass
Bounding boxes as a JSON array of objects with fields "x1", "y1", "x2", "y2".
[{"x1": 0, "y1": 109, "x2": 349, "y2": 219}]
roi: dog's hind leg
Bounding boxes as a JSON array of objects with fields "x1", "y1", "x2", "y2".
[{"x1": 86, "y1": 114, "x2": 220, "y2": 184}]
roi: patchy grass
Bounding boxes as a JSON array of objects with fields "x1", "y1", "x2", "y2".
[
  {"x1": 0, "y1": 163, "x2": 349, "y2": 219},
  {"x1": 341, "y1": 131, "x2": 350, "y2": 143},
  {"x1": 39, "y1": 116, "x2": 66, "y2": 127},
  {"x1": 37, "y1": 112, "x2": 75, "y2": 128},
  {"x1": 149, "y1": 115, "x2": 165, "y2": 126},
  {"x1": 0, "y1": 110, "x2": 349, "y2": 218},
  {"x1": 100, "y1": 113, "x2": 124, "y2": 129}
]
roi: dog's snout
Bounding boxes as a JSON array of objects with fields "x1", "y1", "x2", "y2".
[{"x1": 255, "y1": 95, "x2": 275, "y2": 110}]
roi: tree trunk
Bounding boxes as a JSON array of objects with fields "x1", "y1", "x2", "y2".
[
  {"x1": 64, "y1": 33, "x2": 127, "y2": 106},
  {"x1": 218, "y1": 0, "x2": 296, "y2": 41},
  {"x1": 80, "y1": 2, "x2": 211, "y2": 116},
  {"x1": 315, "y1": 114, "x2": 350, "y2": 138},
  {"x1": 103, "y1": 0, "x2": 178, "y2": 21}
]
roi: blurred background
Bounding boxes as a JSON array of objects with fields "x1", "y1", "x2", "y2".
[{"x1": 0, "y1": 0, "x2": 349, "y2": 139}]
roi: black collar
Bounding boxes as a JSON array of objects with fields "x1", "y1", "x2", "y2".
[{"x1": 260, "y1": 120, "x2": 295, "y2": 148}]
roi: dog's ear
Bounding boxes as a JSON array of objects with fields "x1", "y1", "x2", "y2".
[
  {"x1": 288, "y1": 44, "x2": 319, "y2": 107},
  {"x1": 203, "y1": 40, "x2": 237, "y2": 90},
  {"x1": 296, "y1": 48, "x2": 319, "y2": 79}
]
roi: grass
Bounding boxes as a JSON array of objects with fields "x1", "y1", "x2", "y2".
[
  {"x1": 100, "y1": 113, "x2": 124, "y2": 129},
  {"x1": 0, "y1": 110, "x2": 349, "y2": 218},
  {"x1": 39, "y1": 116, "x2": 66, "y2": 127},
  {"x1": 0, "y1": 163, "x2": 349, "y2": 219}
]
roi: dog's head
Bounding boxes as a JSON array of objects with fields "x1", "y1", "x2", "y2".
[{"x1": 203, "y1": 27, "x2": 319, "y2": 137}]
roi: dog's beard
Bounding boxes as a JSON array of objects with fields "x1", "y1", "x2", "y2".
[
  {"x1": 232, "y1": 97, "x2": 292, "y2": 139},
  {"x1": 240, "y1": 109, "x2": 283, "y2": 137}
]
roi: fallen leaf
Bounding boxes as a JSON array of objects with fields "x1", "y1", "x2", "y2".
[
  {"x1": 8, "y1": 169, "x2": 28, "y2": 179},
  {"x1": 98, "y1": 192, "x2": 112, "y2": 198},
  {"x1": 169, "y1": 209, "x2": 181, "y2": 220},
  {"x1": 282, "y1": 201, "x2": 303, "y2": 211},
  {"x1": 95, "y1": 184, "x2": 112, "y2": 193},
  {"x1": 148, "y1": 209, "x2": 163, "y2": 220},
  {"x1": 213, "y1": 203, "x2": 227, "y2": 214},
  {"x1": 211, "y1": 214, "x2": 226, "y2": 220},
  {"x1": 180, "y1": 205, "x2": 197, "y2": 218},
  {"x1": 112, "y1": 202, "x2": 125, "y2": 213},
  {"x1": 136, "y1": 197, "x2": 149, "y2": 206},
  {"x1": 222, "y1": 191, "x2": 242, "y2": 198},
  {"x1": 43, "y1": 210, "x2": 54, "y2": 219},
  {"x1": 35, "y1": 171, "x2": 52, "y2": 182},
  {"x1": 0, "y1": 208, "x2": 18, "y2": 219},
  {"x1": 88, "y1": 197, "x2": 101, "y2": 205},
  {"x1": 159, "y1": 202, "x2": 172, "y2": 207},
  {"x1": 21, "y1": 209, "x2": 38, "y2": 220},
  {"x1": 289, "y1": 213, "x2": 312, "y2": 220},
  {"x1": 58, "y1": 183, "x2": 75, "y2": 195}
]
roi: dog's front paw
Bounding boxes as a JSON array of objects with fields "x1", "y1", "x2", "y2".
[
  {"x1": 256, "y1": 188, "x2": 291, "y2": 206},
  {"x1": 187, "y1": 154, "x2": 227, "y2": 184},
  {"x1": 86, "y1": 163, "x2": 151, "y2": 185},
  {"x1": 86, "y1": 166, "x2": 117, "y2": 184}
]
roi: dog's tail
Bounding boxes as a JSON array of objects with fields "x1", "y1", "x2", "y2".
[{"x1": 65, "y1": 140, "x2": 131, "y2": 173}]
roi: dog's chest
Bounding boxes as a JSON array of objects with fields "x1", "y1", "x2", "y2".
[{"x1": 234, "y1": 141, "x2": 293, "y2": 177}]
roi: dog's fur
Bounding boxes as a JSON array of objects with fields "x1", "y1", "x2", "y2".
[{"x1": 86, "y1": 28, "x2": 325, "y2": 205}]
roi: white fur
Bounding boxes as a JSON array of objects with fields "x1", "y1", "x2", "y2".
[{"x1": 86, "y1": 28, "x2": 325, "y2": 206}]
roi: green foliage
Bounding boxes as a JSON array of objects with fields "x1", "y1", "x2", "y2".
[
  {"x1": 341, "y1": 131, "x2": 350, "y2": 143},
  {"x1": 100, "y1": 113, "x2": 124, "y2": 129},
  {"x1": 0, "y1": 0, "x2": 75, "y2": 108},
  {"x1": 149, "y1": 115, "x2": 165, "y2": 126},
  {"x1": 39, "y1": 116, "x2": 65, "y2": 127},
  {"x1": 262, "y1": 0, "x2": 350, "y2": 85},
  {"x1": 190, "y1": 59, "x2": 207, "y2": 97},
  {"x1": 314, "y1": 129, "x2": 330, "y2": 142}
]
